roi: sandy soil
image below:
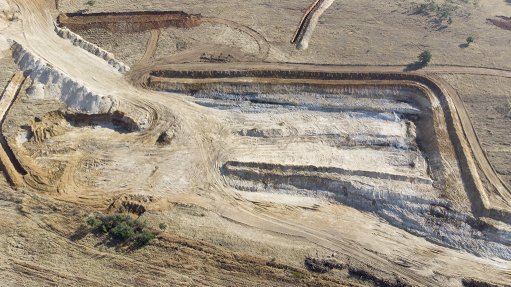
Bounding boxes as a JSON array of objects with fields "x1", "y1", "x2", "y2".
[
  {"x1": 440, "y1": 74, "x2": 511, "y2": 187},
  {"x1": 0, "y1": 0, "x2": 509, "y2": 286}
]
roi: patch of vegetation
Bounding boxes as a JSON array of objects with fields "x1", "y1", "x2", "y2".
[
  {"x1": 159, "y1": 223, "x2": 167, "y2": 231},
  {"x1": 85, "y1": 0, "x2": 96, "y2": 6},
  {"x1": 348, "y1": 267, "x2": 411, "y2": 287},
  {"x1": 466, "y1": 36, "x2": 475, "y2": 45},
  {"x1": 86, "y1": 214, "x2": 158, "y2": 247},
  {"x1": 414, "y1": 0, "x2": 458, "y2": 24},
  {"x1": 418, "y1": 50, "x2": 432, "y2": 65},
  {"x1": 304, "y1": 257, "x2": 343, "y2": 273}
]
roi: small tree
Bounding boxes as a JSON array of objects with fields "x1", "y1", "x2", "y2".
[
  {"x1": 418, "y1": 50, "x2": 432, "y2": 65},
  {"x1": 466, "y1": 36, "x2": 475, "y2": 45}
]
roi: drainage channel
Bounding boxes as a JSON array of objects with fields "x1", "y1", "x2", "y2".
[{"x1": 0, "y1": 71, "x2": 28, "y2": 186}]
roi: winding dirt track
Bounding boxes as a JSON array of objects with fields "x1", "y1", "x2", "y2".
[
  {"x1": 137, "y1": 29, "x2": 160, "y2": 65},
  {"x1": 3, "y1": 0, "x2": 511, "y2": 286},
  {"x1": 202, "y1": 17, "x2": 270, "y2": 60},
  {"x1": 430, "y1": 75, "x2": 511, "y2": 210}
]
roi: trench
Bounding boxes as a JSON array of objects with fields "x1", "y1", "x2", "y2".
[
  {"x1": 62, "y1": 111, "x2": 139, "y2": 133},
  {"x1": 291, "y1": 0, "x2": 336, "y2": 50},
  {"x1": 0, "y1": 73, "x2": 28, "y2": 177},
  {"x1": 57, "y1": 11, "x2": 203, "y2": 33}
]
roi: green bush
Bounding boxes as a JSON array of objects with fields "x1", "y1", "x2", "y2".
[
  {"x1": 86, "y1": 217, "x2": 101, "y2": 228},
  {"x1": 466, "y1": 36, "x2": 475, "y2": 45},
  {"x1": 85, "y1": 214, "x2": 157, "y2": 247},
  {"x1": 159, "y1": 223, "x2": 167, "y2": 231},
  {"x1": 418, "y1": 50, "x2": 432, "y2": 65},
  {"x1": 85, "y1": 0, "x2": 96, "y2": 6},
  {"x1": 110, "y1": 222, "x2": 136, "y2": 241},
  {"x1": 135, "y1": 231, "x2": 156, "y2": 246}
]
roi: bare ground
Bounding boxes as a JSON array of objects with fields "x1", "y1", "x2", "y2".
[{"x1": 0, "y1": 0, "x2": 509, "y2": 286}]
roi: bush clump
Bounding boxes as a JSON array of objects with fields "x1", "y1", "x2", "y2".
[
  {"x1": 415, "y1": 0, "x2": 457, "y2": 24},
  {"x1": 86, "y1": 214, "x2": 158, "y2": 247},
  {"x1": 418, "y1": 50, "x2": 432, "y2": 65},
  {"x1": 466, "y1": 36, "x2": 475, "y2": 45},
  {"x1": 159, "y1": 223, "x2": 167, "y2": 231}
]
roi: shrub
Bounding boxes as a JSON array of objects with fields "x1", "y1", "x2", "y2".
[
  {"x1": 85, "y1": 0, "x2": 96, "y2": 6},
  {"x1": 418, "y1": 50, "x2": 432, "y2": 65},
  {"x1": 86, "y1": 217, "x2": 101, "y2": 228},
  {"x1": 85, "y1": 214, "x2": 157, "y2": 247},
  {"x1": 135, "y1": 231, "x2": 156, "y2": 246},
  {"x1": 159, "y1": 223, "x2": 167, "y2": 231},
  {"x1": 110, "y1": 222, "x2": 136, "y2": 241},
  {"x1": 415, "y1": 0, "x2": 456, "y2": 24},
  {"x1": 415, "y1": 0, "x2": 439, "y2": 14},
  {"x1": 466, "y1": 36, "x2": 475, "y2": 45}
]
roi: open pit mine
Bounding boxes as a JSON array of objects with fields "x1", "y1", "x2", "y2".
[{"x1": 0, "y1": 0, "x2": 509, "y2": 286}]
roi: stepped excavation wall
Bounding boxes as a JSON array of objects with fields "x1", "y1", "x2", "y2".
[{"x1": 147, "y1": 67, "x2": 510, "y2": 224}]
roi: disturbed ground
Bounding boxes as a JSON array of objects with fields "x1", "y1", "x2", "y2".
[{"x1": 0, "y1": 0, "x2": 510, "y2": 286}]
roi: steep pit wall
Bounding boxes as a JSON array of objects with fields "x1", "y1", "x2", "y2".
[
  {"x1": 54, "y1": 24, "x2": 130, "y2": 73},
  {"x1": 57, "y1": 11, "x2": 202, "y2": 33}
]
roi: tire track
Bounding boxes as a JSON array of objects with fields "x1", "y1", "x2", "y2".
[
  {"x1": 202, "y1": 17, "x2": 270, "y2": 60},
  {"x1": 137, "y1": 29, "x2": 160, "y2": 66}
]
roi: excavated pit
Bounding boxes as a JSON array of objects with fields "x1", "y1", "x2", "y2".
[
  {"x1": 144, "y1": 69, "x2": 511, "y2": 259},
  {"x1": 62, "y1": 111, "x2": 139, "y2": 133},
  {"x1": 167, "y1": 83, "x2": 444, "y2": 204}
]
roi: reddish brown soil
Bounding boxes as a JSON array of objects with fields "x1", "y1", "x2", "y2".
[
  {"x1": 487, "y1": 16, "x2": 511, "y2": 31},
  {"x1": 57, "y1": 11, "x2": 202, "y2": 33}
]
